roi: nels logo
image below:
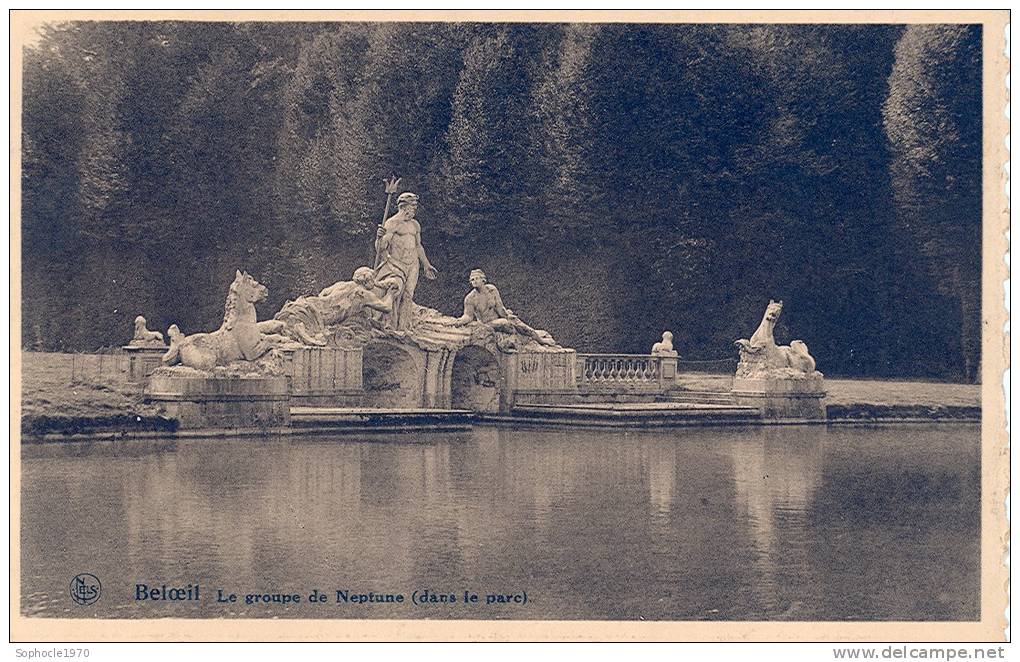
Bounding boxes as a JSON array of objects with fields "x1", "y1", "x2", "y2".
[{"x1": 69, "y1": 573, "x2": 102, "y2": 606}]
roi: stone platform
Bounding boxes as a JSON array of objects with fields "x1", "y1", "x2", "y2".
[
  {"x1": 145, "y1": 370, "x2": 290, "y2": 429},
  {"x1": 123, "y1": 344, "x2": 167, "y2": 382},
  {"x1": 361, "y1": 334, "x2": 578, "y2": 413},
  {"x1": 731, "y1": 376, "x2": 827, "y2": 420},
  {"x1": 283, "y1": 346, "x2": 364, "y2": 407},
  {"x1": 290, "y1": 407, "x2": 474, "y2": 432},
  {"x1": 503, "y1": 401, "x2": 761, "y2": 427}
]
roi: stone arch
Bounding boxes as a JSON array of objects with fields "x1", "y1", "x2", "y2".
[
  {"x1": 450, "y1": 345, "x2": 503, "y2": 413},
  {"x1": 362, "y1": 340, "x2": 424, "y2": 408}
]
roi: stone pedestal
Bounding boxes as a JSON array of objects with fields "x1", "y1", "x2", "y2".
[
  {"x1": 123, "y1": 344, "x2": 168, "y2": 382},
  {"x1": 508, "y1": 349, "x2": 577, "y2": 390},
  {"x1": 503, "y1": 349, "x2": 578, "y2": 410},
  {"x1": 282, "y1": 347, "x2": 364, "y2": 407},
  {"x1": 659, "y1": 357, "x2": 678, "y2": 387},
  {"x1": 731, "y1": 375, "x2": 827, "y2": 420},
  {"x1": 145, "y1": 371, "x2": 290, "y2": 429}
]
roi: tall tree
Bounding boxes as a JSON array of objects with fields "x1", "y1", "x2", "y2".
[
  {"x1": 270, "y1": 26, "x2": 371, "y2": 293},
  {"x1": 527, "y1": 24, "x2": 604, "y2": 245},
  {"x1": 883, "y1": 25, "x2": 982, "y2": 381},
  {"x1": 330, "y1": 23, "x2": 469, "y2": 237},
  {"x1": 432, "y1": 26, "x2": 555, "y2": 241},
  {"x1": 723, "y1": 25, "x2": 903, "y2": 374},
  {"x1": 579, "y1": 25, "x2": 774, "y2": 353}
]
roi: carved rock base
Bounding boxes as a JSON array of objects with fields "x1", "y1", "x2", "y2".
[
  {"x1": 731, "y1": 375, "x2": 827, "y2": 421},
  {"x1": 145, "y1": 372, "x2": 290, "y2": 429},
  {"x1": 359, "y1": 338, "x2": 579, "y2": 413}
]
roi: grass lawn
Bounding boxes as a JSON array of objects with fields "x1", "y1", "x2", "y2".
[
  {"x1": 675, "y1": 372, "x2": 979, "y2": 408},
  {"x1": 19, "y1": 352, "x2": 171, "y2": 436}
]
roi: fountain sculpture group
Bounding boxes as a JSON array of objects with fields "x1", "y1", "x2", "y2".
[
  {"x1": 135, "y1": 190, "x2": 576, "y2": 428},
  {"x1": 128, "y1": 188, "x2": 825, "y2": 429}
]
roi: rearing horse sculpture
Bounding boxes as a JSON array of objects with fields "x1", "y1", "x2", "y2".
[
  {"x1": 735, "y1": 300, "x2": 817, "y2": 377},
  {"x1": 162, "y1": 270, "x2": 289, "y2": 371}
]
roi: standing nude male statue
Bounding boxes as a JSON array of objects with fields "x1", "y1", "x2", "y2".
[{"x1": 373, "y1": 192, "x2": 438, "y2": 331}]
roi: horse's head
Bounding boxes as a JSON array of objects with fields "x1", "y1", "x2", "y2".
[
  {"x1": 764, "y1": 299, "x2": 783, "y2": 323},
  {"x1": 233, "y1": 270, "x2": 269, "y2": 304}
]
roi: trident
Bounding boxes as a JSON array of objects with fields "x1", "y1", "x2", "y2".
[
  {"x1": 375, "y1": 175, "x2": 401, "y2": 268},
  {"x1": 381, "y1": 175, "x2": 402, "y2": 224}
]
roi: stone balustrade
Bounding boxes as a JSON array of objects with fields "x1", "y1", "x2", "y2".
[{"x1": 576, "y1": 353, "x2": 678, "y2": 392}]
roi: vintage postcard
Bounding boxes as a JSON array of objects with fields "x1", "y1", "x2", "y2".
[{"x1": 9, "y1": 9, "x2": 1010, "y2": 643}]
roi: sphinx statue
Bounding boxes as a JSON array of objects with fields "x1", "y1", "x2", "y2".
[
  {"x1": 129, "y1": 315, "x2": 166, "y2": 347},
  {"x1": 162, "y1": 270, "x2": 291, "y2": 372},
  {"x1": 651, "y1": 331, "x2": 679, "y2": 357},
  {"x1": 734, "y1": 300, "x2": 820, "y2": 379}
]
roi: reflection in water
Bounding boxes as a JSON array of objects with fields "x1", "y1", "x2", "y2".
[
  {"x1": 646, "y1": 442, "x2": 676, "y2": 517},
  {"x1": 727, "y1": 431, "x2": 823, "y2": 619},
  {"x1": 21, "y1": 425, "x2": 979, "y2": 620}
]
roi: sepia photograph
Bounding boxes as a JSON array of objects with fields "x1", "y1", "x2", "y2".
[{"x1": 10, "y1": 9, "x2": 1009, "y2": 643}]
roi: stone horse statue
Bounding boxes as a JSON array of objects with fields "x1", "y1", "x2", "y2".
[
  {"x1": 734, "y1": 300, "x2": 818, "y2": 378},
  {"x1": 162, "y1": 270, "x2": 290, "y2": 371}
]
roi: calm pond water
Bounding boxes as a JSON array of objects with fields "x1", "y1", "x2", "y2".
[{"x1": 21, "y1": 424, "x2": 980, "y2": 621}]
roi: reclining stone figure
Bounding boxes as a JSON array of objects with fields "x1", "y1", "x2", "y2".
[
  {"x1": 452, "y1": 269, "x2": 557, "y2": 349},
  {"x1": 258, "y1": 267, "x2": 398, "y2": 347}
]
